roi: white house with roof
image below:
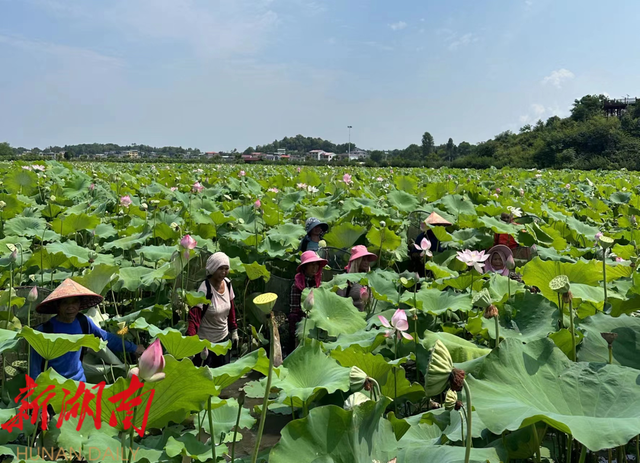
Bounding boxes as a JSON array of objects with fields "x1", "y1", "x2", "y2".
[{"x1": 308, "y1": 149, "x2": 336, "y2": 162}]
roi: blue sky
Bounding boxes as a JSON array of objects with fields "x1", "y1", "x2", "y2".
[{"x1": 1, "y1": 0, "x2": 639, "y2": 152}]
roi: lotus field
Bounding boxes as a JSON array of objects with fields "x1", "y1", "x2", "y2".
[{"x1": 2, "y1": 161, "x2": 640, "y2": 463}]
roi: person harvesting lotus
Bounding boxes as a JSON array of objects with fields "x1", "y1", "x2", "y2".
[
  {"x1": 187, "y1": 252, "x2": 238, "y2": 368},
  {"x1": 408, "y1": 212, "x2": 452, "y2": 277},
  {"x1": 288, "y1": 251, "x2": 327, "y2": 352},
  {"x1": 299, "y1": 217, "x2": 329, "y2": 252},
  {"x1": 483, "y1": 244, "x2": 521, "y2": 281},
  {"x1": 337, "y1": 245, "x2": 377, "y2": 311},
  {"x1": 29, "y1": 279, "x2": 145, "y2": 381}
]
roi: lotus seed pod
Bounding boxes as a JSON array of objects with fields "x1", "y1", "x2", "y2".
[
  {"x1": 599, "y1": 236, "x2": 615, "y2": 249},
  {"x1": 253, "y1": 293, "x2": 278, "y2": 315},
  {"x1": 600, "y1": 332, "x2": 618, "y2": 346},
  {"x1": 349, "y1": 366, "x2": 368, "y2": 391},
  {"x1": 344, "y1": 392, "x2": 370, "y2": 411},
  {"x1": 318, "y1": 240, "x2": 327, "y2": 248},
  {"x1": 549, "y1": 275, "x2": 571, "y2": 294},
  {"x1": 425, "y1": 340, "x2": 454, "y2": 397},
  {"x1": 449, "y1": 368, "x2": 466, "y2": 392},
  {"x1": 454, "y1": 400, "x2": 463, "y2": 411},
  {"x1": 483, "y1": 304, "x2": 499, "y2": 319},
  {"x1": 561, "y1": 291, "x2": 573, "y2": 304},
  {"x1": 444, "y1": 389, "x2": 458, "y2": 411},
  {"x1": 472, "y1": 288, "x2": 492, "y2": 309}
]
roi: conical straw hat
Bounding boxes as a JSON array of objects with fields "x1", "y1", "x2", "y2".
[
  {"x1": 36, "y1": 279, "x2": 103, "y2": 314},
  {"x1": 425, "y1": 212, "x2": 452, "y2": 226}
]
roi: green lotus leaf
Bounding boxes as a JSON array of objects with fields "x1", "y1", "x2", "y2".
[
  {"x1": 198, "y1": 397, "x2": 256, "y2": 442},
  {"x1": 165, "y1": 433, "x2": 226, "y2": 461},
  {"x1": 397, "y1": 445, "x2": 502, "y2": 463},
  {"x1": 209, "y1": 349, "x2": 269, "y2": 391},
  {"x1": 439, "y1": 194, "x2": 477, "y2": 218},
  {"x1": 323, "y1": 222, "x2": 366, "y2": 249},
  {"x1": 72, "y1": 264, "x2": 119, "y2": 295},
  {"x1": 19, "y1": 326, "x2": 106, "y2": 361},
  {"x1": 322, "y1": 330, "x2": 387, "y2": 354},
  {"x1": 421, "y1": 407, "x2": 488, "y2": 443},
  {"x1": 5, "y1": 168, "x2": 38, "y2": 195},
  {"x1": 136, "y1": 245, "x2": 178, "y2": 263},
  {"x1": 51, "y1": 214, "x2": 101, "y2": 236},
  {"x1": 94, "y1": 223, "x2": 119, "y2": 240},
  {"x1": 331, "y1": 346, "x2": 424, "y2": 401},
  {"x1": 243, "y1": 261, "x2": 271, "y2": 282},
  {"x1": 387, "y1": 190, "x2": 419, "y2": 212},
  {"x1": 157, "y1": 329, "x2": 230, "y2": 360},
  {"x1": 116, "y1": 266, "x2": 159, "y2": 291},
  {"x1": 0, "y1": 328, "x2": 20, "y2": 353},
  {"x1": 401, "y1": 287, "x2": 473, "y2": 314},
  {"x1": 102, "y1": 231, "x2": 151, "y2": 251},
  {"x1": 467, "y1": 337, "x2": 640, "y2": 451},
  {"x1": 421, "y1": 331, "x2": 490, "y2": 363},
  {"x1": 4, "y1": 216, "x2": 47, "y2": 237},
  {"x1": 269, "y1": 398, "x2": 397, "y2": 463},
  {"x1": 46, "y1": 241, "x2": 91, "y2": 267},
  {"x1": 265, "y1": 223, "x2": 305, "y2": 249},
  {"x1": 578, "y1": 312, "x2": 640, "y2": 369},
  {"x1": 272, "y1": 340, "x2": 351, "y2": 406},
  {"x1": 522, "y1": 257, "x2": 602, "y2": 303},
  {"x1": 366, "y1": 226, "x2": 401, "y2": 252},
  {"x1": 307, "y1": 287, "x2": 367, "y2": 336}
]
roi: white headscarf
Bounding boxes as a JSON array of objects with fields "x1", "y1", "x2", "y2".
[{"x1": 206, "y1": 252, "x2": 230, "y2": 275}]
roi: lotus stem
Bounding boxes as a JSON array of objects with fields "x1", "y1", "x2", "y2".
[
  {"x1": 617, "y1": 446, "x2": 624, "y2": 463},
  {"x1": 1, "y1": 356, "x2": 5, "y2": 404},
  {"x1": 608, "y1": 449, "x2": 612, "y2": 463},
  {"x1": 207, "y1": 396, "x2": 216, "y2": 462},
  {"x1": 462, "y1": 380, "x2": 473, "y2": 463},
  {"x1": 230, "y1": 396, "x2": 243, "y2": 462},
  {"x1": 27, "y1": 301, "x2": 33, "y2": 377},
  {"x1": 251, "y1": 312, "x2": 275, "y2": 463},
  {"x1": 7, "y1": 262, "x2": 13, "y2": 323},
  {"x1": 531, "y1": 424, "x2": 541, "y2": 463},
  {"x1": 558, "y1": 294, "x2": 564, "y2": 329},
  {"x1": 567, "y1": 435, "x2": 572, "y2": 463},
  {"x1": 127, "y1": 388, "x2": 143, "y2": 463},
  {"x1": 507, "y1": 277, "x2": 511, "y2": 301},
  {"x1": 608, "y1": 344, "x2": 613, "y2": 364},
  {"x1": 470, "y1": 272, "x2": 474, "y2": 300},
  {"x1": 578, "y1": 445, "x2": 587, "y2": 463},
  {"x1": 568, "y1": 299, "x2": 576, "y2": 362},
  {"x1": 494, "y1": 316, "x2": 500, "y2": 349},
  {"x1": 121, "y1": 334, "x2": 129, "y2": 374},
  {"x1": 603, "y1": 249, "x2": 608, "y2": 305},
  {"x1": 636, "y1": 435, "x2": 639, "y2": 463}
]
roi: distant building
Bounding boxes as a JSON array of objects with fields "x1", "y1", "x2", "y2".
[
  {"x1": 276, "y1": 148, "x2": 286, "y2": 156},
  {"x1": 338, "y1": 148, "x2": 369, "y2": 161},
  {"x1": 123, "y1": 150, "x2": 139, "y2": 159},
  {"x1": 205, "y1": 151, "x2": 218, "y2": 159},
  {"x1": 308, "y1": 150, "x2": 336, "y2": 162},
  {"x1": 241, "y1": 152, "x2": 264, "y2": 163}
]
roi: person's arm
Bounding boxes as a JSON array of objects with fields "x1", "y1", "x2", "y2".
[
  {"x1": 87, "y1": 319, "x2": 137, "y2": 353},
  {"x1": 186, "y1": 306, "x2": 202, "y2": 336},
  {"x1": 29, "y1": 347, "x2": 43, "y2": 379},
  {"x1": 228, "y1": 299, "x2": 238, "y2": 332}
]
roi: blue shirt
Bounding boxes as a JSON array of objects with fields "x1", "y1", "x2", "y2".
[{"x1": 29, "y1": 316, "x2": 137, "y2": 382}]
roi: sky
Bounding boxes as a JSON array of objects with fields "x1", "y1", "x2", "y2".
[{"x1": 1, "y1": 0, "x2": 639, "y2": 152}]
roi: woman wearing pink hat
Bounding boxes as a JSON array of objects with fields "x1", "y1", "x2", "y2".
[
  {"x1": 484, "y1": 244, "x2": 520, "y2": 281},
  {"x1": 337, "y1": 245, "x2": 377, "y2": 311},
  {"x1": 288, "y1": 251, "x2": 328, "y2": 351}
]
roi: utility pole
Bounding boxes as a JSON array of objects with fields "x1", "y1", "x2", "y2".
[{"x1": 347, "y1": 126, "x2": 352, "y2": 157}]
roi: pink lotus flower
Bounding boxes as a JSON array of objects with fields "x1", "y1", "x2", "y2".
[
  {"x1": 180, "y1": 234, "x2": 197, "y2": 249},
  {"x1": 27, "y1": 286, "x2": 38, "y2": 303},
  {"x1": 254, "y1": 199, "x2": 261, "y2": 209},
  {"x1": 297, "y1": 167, "x2": 301, "y2": 173},
  {"x1": 343, "y1": 173, "x2": 353, "y2": 185},
  {"x1": 456, "y1": 249, "x2": 490, "y2": 273},
  {"x1": 359, "y1": 286, "x2": 370, "y2": 302},
  {"x1": 192, "y1": 181, "x2": 204, "y2": 193},
  {"x1": 595, "y1": 232, "x2": 603, "y2": 241},
  {"x1": 414, "y1": 237, "x2": 432, "y2": 257},
  {"x1": 378, "y1": 309, "x2": 413, "y2": 340},
  {"x1": 89, "y1": 183, "x2": 95, "y2": 191},
  {"x1": 376, "y1": 177, "x2": 384, "y2": 182},
  {"x1": 32, "y1": 165, "x2": 45, "y2": 172},
  {"x1": 239, "y1": 170, "x2": 246, "y2": 177},
  {"x1": 129, "y1": 339, "x2": 165, "y2": 383},
  {"x1": 616, "y1": 257, "x2": 624, "y2": 262},
  {"x1": 565, "y1": 184, "x2": 570, "y2": 189},
  {"x1": 171, "y1": 187, "x2": 178, "y2": 192},
  {"x1": 297, "y1": 183, "x2": 307, "y2": 189},
  {"x1": 519, "y1": 188, "x2": 525, "y2": 196},
  {"x1": 120, "y1": 195, "x2": 132, "y2": 207},
  {"x1": 267, "y1": 188, "x2": 279, "y2": 193}
]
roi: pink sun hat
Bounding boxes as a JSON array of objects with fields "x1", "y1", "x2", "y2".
[
  {"x1": 484, "y1": 245, "x2": 513, "y2": 277},
  {"x1": 348, "y1": 245, "x2": 378, "y2": 263},
  {"x1": 297, "y1": 251, "x2": 328, "y2": 274}
]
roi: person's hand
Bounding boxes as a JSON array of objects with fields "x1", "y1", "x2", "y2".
[
  {"x1": 135, "y1": 345, "x2": 145, "y2": 357},
  {"x1": 231, "y1": 330, "x2": 239, "y2": 345}
]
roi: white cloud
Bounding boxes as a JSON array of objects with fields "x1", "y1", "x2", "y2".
[
  {"x1": 541, "y1": 68, "x2": 575, "y2": 88},
  {"x1": 448, "y1": 33, "x2": 478, "y2": 51},
  {"x1": 390, "y1": 21, "x2": 407, "y2": 31},
  {"x1": 531, "y1": 103, "x2": 546, "y2": 116}
]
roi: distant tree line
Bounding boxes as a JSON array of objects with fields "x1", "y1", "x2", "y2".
[{"x1": 3, "y1": 94, "x2": 640, "y2": 169}]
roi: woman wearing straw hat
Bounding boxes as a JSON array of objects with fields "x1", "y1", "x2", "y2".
[
  {"x1": 186, "y1": 252, "x2": 238, "y2": 368},
  {"x1": 337, "y1": 245, "x2": 377, "y2": 311},
  {"x1": 29, "y1": 279, "x2": 144, "y2": 381},
  {"x1": 288, "y1": 251, "x2": 328, "y2": 351},
  {"x1": 408, "y1": 212, "x2": 452, "y2": 278}
]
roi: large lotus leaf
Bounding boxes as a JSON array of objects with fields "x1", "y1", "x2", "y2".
[
  {"x1": 51, "y1": 214, "x2": 101, "y2": 236},
  {"x1": 322, "y1": 330, "x2": 386, "y2": 354},
  {"x1": 198, "y1": 397, "x2": 256, "y2": 441},
  {"x1": 482, "y1": 292, "x2": 559, "y2": 343},
  {"x1": 387, "y1": 190, "x2": 419, "y2": 213},
  {"x1": 0, "y1": 328, "x2": 20, "y2": 353},
  {"x1": 390, "y1": 413, "x2": 442, "y2": 447},
  {"x1": 94, "y1": 223, "x2": 119, "y2": 240},
  {"x1": 578, "y1": 312, "x2": 640, "y2": 369},
  {"x1": 324, "y1": 222, "x2": 366, "y2": 249},
  {"x1": 521, "y1": 257, "x2": 603, "y2": 303},
  {"x1": 421, "y1": 407, "x2": 488, "y2": 442},
  {"x1": 439, "y1": 194, "x2": 477, "y2": 218},
  {"x1": 5, "y1": 168, "x2": 38, "y2": 195},
  {"x1": 549, "y1": 328, "x2": 584, "y2": 359},
  {"x1": 366, "y1": 226, "x2": 401, "y2": 252},
  {"x1": 397, "y1": 445, "x2": 501, "y2": 463},
  {"x1": 272, "y1": 340, "x2": 350, "y2": 405},
  {"x1": 116, "y1": 266, "x2": 158, "y2": 291},
  {"x1": 421, "y1": 331, "x2": 490, "y2": 363},
  {"x1": 72, "y1": 264, "x2": 119, "y2": 295},
  {"x1": 307, "y1": 287, "x2": 367, "y2": 336},
  {"x1": 209, "y1": 349, "x2": 269, "y2": 391},
  {"x1": 269, "y1": 398, "x2": 397, "y2": 463},
  {"x1": 325, "y1": 270, "x2": 399, "y2": 303},
  {"x1": 35, "y1": 356, "x2": 219, "y2": 431},
  {"x1": 102, "y1": 232, "x2": 150, "y2": 251},
  {"x1": 331, "y1": 346, "x2": 424, "y2": 401},
  {"x1": 157, "y1": 329, "x2": 230, "y2": 360},
  {"x1": 266, "y1": 223, "x2": 305, "y2": 249},
  {"x1": 243, "y1": 261, "x2": 271, "y2": 282},
  {"x1": 477, "y1": 215, "x2": 520, "y2": 236},
  {"x1": 136, "y1": 245, "x2": 177, "y2": 263},
  {"x1": 401, "y1": 287, "x2": 472, "y2": 314},
  {"x1": 46, "y1": 241, "x2": 91, "y2": 267},
  {"x1": 4, "y1": 216, "x2": 47, "y2": 237},
  {"x1": 116, "y1": 305, "x2": 172, "y2": 326},
  {"x1": 467, "y1": 337, "x2": 640, "y2": 451},
  {"x1": 485, "y1": 272, "x2": 526, "y2": 303},
  {"x1": 19, "y1": 326, "x2": 106, "y2": 361},
  {"x1": 165, "y1": 433, "x2": 226, "y2": 462},
  {"x1": 0, "y1": 406, "x2": 37, "y2": 445}
]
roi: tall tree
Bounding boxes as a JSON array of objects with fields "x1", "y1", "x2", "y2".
[
  {"x1": 421, "y1": 132, "x2": 434, "y2": 159},
  {"x1": 446, "y1": 138, "x2": 455, "y2": 161}
]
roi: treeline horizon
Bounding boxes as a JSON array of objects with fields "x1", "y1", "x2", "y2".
[{"x1": 2, "y1": 94, "x2": 640, "y2": 169}]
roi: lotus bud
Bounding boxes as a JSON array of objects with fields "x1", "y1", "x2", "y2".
[
  {"x1": 505, "y1": 255, "x2": 516, "y2": 271},
  {"x1": 27, "y1": 286, "x2": 38, "y2": 303},
  {"x1": 180, "y1": 234, "x2": 197, "y2": 249},
  {"x1": 359, "y1": 286, "x2": 370, "y2": 302},
  {"x1": 349, "y1": 366, "x2": 368, "y2": 391},
  {"x1": 483, "y1": 304, "x2": 499, "y2": 319},
  {"x1": 599, "y1": 236, "x2": 614, "y2": 250},
  {"x1": 9, "y1": 249, "x2": 17, "y2": 262},
  {"x1": 444, "y1": 389, "x2": 458, "y2": 411},
  {"x1": 344, "y1": 392, "x2": 370, "y2": 411},
  {"x1": 140, "y1": 203, "x2": 148, "y2": 211},
  {"x1": 600, "y1": 332, "x2": 618, "y2": 346},
  {"x1": 0, "y1": 201, "x2": 5, "y2": 209},
  {"x1": 89, "y1": 183, "x2": 95, "y2": 191},
  {"x1": 238, "y1": 390, "x2": 246, "y2": 406},
  {"x1": 549, "y1": 275, "x2": 570, "y2": 294},
  {"x1": 472, "y1": 288, "x2": 492, "y2": 309},
  {"x1": 302, "y1": 290, "x2": 314, "y2": 313},
  {"x1": 380, "y1": 221, "x2": 386, "y2": 228},
  {"x1": 129, "y1": 339, "x2": 166, "y2": 383},
  {"x1": 425, "y1": 340, "x2": 454, "y2": 397},
  {"x1": 150, "y1": 199, "x2": 160, "y2": 205},
  {"x1": 170, "y1": 222, "x2": 179, "y2": 231}
]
